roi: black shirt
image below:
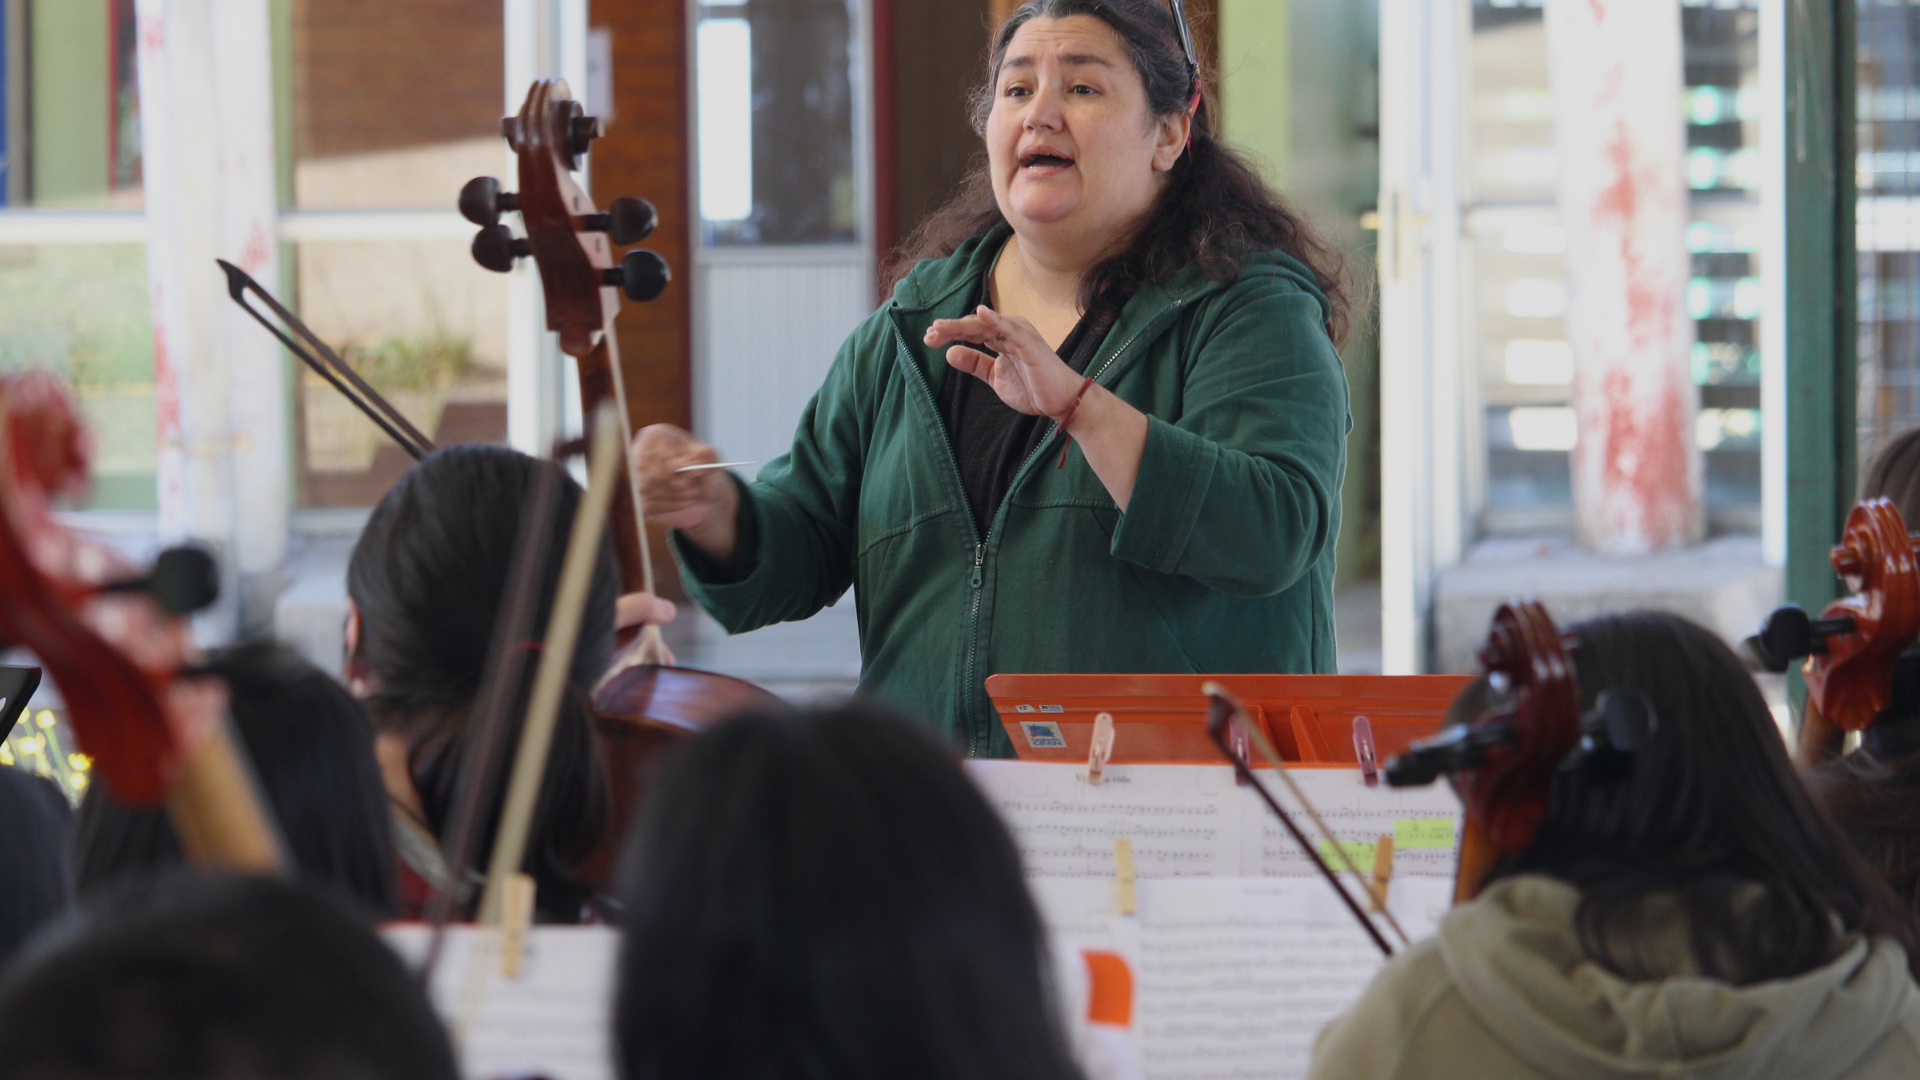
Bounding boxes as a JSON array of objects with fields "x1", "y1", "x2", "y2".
[{"x1": 937, "y1": 277, "x2": 1114, "y2": 541}]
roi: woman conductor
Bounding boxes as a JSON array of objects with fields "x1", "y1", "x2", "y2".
[{"x1": 634, "y1": 0, "x2": 1353, "y2": 755}]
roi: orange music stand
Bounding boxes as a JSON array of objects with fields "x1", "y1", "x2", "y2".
[{"x1": 987, "y1": 673, "x2": 1472, "y2": 768}]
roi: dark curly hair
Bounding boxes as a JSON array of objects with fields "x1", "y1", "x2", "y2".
[
  {"x1": 886, "y1": 0, "x2": 1352, "y2": 346},
  {"x1": 1485, "y1": 611, "x2": 1920, "y2": 984}
]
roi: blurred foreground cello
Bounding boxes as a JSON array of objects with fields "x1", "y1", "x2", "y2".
[{"x1": 0, "y1": 371, "x2": 283, "y2": 871}]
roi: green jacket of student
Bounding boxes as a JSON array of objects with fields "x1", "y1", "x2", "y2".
[{"x1": 669, "y1": 224, "x2": 1349, "y2": 755}]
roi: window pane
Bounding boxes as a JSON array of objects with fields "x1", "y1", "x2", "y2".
[
  {"x1": 290, "y1": 0, "x2": 503, "y2": 210},
  {"x1": 1467, "y1": 0, "x2": 1763, "y2": 534},
  {"x1": 292, "y1": 239, "x2": 507, "y2": 507},
  {"x1": 697, "y1": 0, "x2": 858, "y2": 246},
  {"x1": 0, "y1": 0, "x2": 143, "y2": 208},
  {"x1": 0, "y1": 243, "x2": 155, "y2": 509},
  {"x1": 1859, "y1": 3, "x2": 1920, "y2": 461}
]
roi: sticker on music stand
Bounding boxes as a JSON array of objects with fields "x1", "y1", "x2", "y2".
[{"x1": 1022, "y1": 721, "x2": 1067, "y2": 749}]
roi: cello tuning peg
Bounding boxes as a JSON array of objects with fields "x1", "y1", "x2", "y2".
[
  {"x1": 569, "y1": 113, "x2": 604, "y2": 159},
  {"x1": 459, "y1": 176, "x2": 519, "y2": 227},
  {"x1": 472, "y1": 225, "x2": 531, "y2": 273},
  {"x1": 585, "y1": 198, "x2": 658, "y2": 245},
  {"x1": 97, "y1": 544, "x2": 221, "y2": 616},
  {"x1": 604, "y1": 248, "x2": 671, "y2": 302},
  {"x1": 1746, "y1": 606, "x2": 1812, "y2": 672},
  {"x1": 1744, "y1": 605, "x2": 1860, "y2": 672}
]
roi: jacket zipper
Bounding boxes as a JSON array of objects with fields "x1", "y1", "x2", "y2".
[
  {"x1": 887, "y1": 297, "x2": 1184, "y2": 755},
  {"x1": 889, "y1": 319, "x2": 994, "y2": 755}
]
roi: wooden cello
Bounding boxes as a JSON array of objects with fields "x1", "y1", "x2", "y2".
[
  {"x1": 1383, "y1": 600, "x2": 1654, "y2": 902},
  {"x1": 223, "y1": 80, "x2": 782, "y2": 894},
  {"x1": 0, "y1": 371, "x2": 283, "y2": 871},
  {"x1": 1748, "y1": 496, "x2": 1920, "y2": 739},
  {"x1": 461, "y1": 80, "x2": 782, "y2": 885}
]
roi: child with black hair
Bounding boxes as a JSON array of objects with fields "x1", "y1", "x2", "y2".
[
  {"x1": 1310, "y1": 612, "x2": 1920, "y2": 1080},
  {"x1": 346, "y1": 444, "x2": 620, "y2": 922},
  {"x1": 0, "y1": 870, "x2": 458, "y2": 1080},
  {"x1": 615, "y1": 702, "x2": 1088, "y2": 1080},
  {"x1": 74, "y1": 640, "x2": 397, "y2": 915},
  {"x1": 0, "y1": 766, "x2": 72, "y2": 971}
]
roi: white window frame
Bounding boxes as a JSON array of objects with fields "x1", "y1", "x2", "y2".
[{"x1": 0, "y1": 1, "x2": 580, "y2": 528}]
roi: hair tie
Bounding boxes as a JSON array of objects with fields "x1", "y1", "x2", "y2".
[{"x1": 508, "y1": 640, "x2": 545, "y2": 656}]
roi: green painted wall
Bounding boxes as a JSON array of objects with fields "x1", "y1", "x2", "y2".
[
  {"x1": 29, "y1": 0, "x2": 111, "y2": 206},
  {"x1": 1219, "y1": 0, "x2": 1290, "y2": 184},
  {"x1": 1218, "y1": 0, "x2": 1382, "y2": 585}
]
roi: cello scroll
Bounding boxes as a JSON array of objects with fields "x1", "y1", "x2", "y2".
[
  {"x1": 1747, "y1": 497, "x2": 1920, "y2": 733},
  {"x1": 1385, "y1": 600, "x2": 1655, "y2": 902}
]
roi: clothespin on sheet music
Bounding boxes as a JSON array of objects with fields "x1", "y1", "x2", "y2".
[
  {"x1": 1203, "y1": 681, "x2": 1409, "y2": 955},
  {"x1": 1087, "y1": 712, "x2": 1116, "y2": 784},
  {"x1": 498, "y1": 872, "x2": 536, "y2": 978},
  {"x1": 1353, "y1": 716, "x2": 1380, "y2": 786},
  {"x1": 1114, "y1": 837, "x2": 1137, "y2": 916},
  {"x1": 1368, "y1": 835, "x2": 1394, "y2": 912}
]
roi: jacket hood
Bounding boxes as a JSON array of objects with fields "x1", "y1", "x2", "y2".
[
  {"x1": 887, "y1": 222, "x2": 1334, "y2": 328},
  {"x1": 1437, "y1": 876, "x2": 1917, "y2": 1080}
]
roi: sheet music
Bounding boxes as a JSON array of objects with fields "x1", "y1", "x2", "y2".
[
  {"x1": 384, "y1": 924, "x2": 617, "y2": 1080},
  {"x1": 1239, "y1": 769, "x2": 1462, "y2": 878},
  {"x1": 1032, "y1": 877, "x2": 1455, "y2": 1080},
  {"x1": 967, "y1": 761, "x2": 1462, "y2": 879},
  {"x1": 966, "y1": 761, "x2": 1242, "y2": 876}
]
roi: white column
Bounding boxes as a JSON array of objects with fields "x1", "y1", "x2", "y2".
[
  {"x1": 137, "y1": 0, "x2": 286, "y2": 636},
  {"x1": 503, "y1": 0, "x2": 585, "y2": 455},
  {"x1": 1546, "y1": 0, "x2": 1701, "y2": 555},
  {"x1": 212, "y1": 1, "x2": 287, "y2": 576},
  {"x1": 1759, "y1": 0, "x2": 1786, "y2": 567},
  {"x1": 1377, "y1": 0, "x2": 1467, "y2": 674}
]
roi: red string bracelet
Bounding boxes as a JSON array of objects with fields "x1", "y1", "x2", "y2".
[{"x1": 1055, "y1": 374, "x2": 1097, "y2": 469}]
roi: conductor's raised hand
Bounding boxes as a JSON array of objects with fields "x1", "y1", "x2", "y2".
[
  {"x1": 631, "y1": 424, "x2": 740, "y2": 565},
  {"x1": 926, "y1": 305, "x2": 1085, "y2": 419}
]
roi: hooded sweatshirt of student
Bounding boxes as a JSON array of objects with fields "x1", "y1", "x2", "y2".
[{"x1": 1308, "y1": 875, "x2": 1920, "y2": 1080}]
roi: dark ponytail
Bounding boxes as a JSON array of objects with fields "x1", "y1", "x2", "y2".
[
  {"x1": 886, "y1": 0, "x2": 1353, "y2": 346},
  {"x1": 348, "y1": 444, "x2": 618, "y2": 922}
]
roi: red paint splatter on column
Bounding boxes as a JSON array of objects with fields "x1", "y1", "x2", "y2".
[
  {"x1": 238, "y1": 221, "x2": 270, "y2": 274},
  {"x1": 1588, "y1": 115, "x2": 1690, "y2": 546}
]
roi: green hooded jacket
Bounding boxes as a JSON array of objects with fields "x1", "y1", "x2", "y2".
[{"x1": 674, "y1": 224, "x2": 1350, "y2": 755}]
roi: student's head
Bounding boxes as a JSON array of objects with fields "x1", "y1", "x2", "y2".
[
  {"x1": 614, "y1": 703, "x2": 1084, "y2": 1080},
  {"x1": 0, "y1": 768, "x2": 73, "y2": 971},
  {"x1": 1863, "y1": 426, "x2": 1920, "y2": 527},
  {"x1": 0, "y1": 871, "x2": 458, "y2": 1080},
  {"x1": 347, "y1": 444, "x2": 617, "y2": 921},
  {"x1": 75, "y1": 641, "x2": 396, "y2": 915},
  {"x1": 1479, "y1": 610, "x2": 1920, "y2": 982}
]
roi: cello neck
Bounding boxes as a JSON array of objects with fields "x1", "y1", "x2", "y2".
[
  {"x1": 573, "y1": 327, "x2": 653, "y2": 599},
  {"x1": 1453, "y1": 815, "x2": 1501, "y2": 904}
]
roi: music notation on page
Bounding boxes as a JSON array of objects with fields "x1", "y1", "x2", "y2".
[{"x1": 966, "y1": 761, "x2": 1462, "y2": 880}]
